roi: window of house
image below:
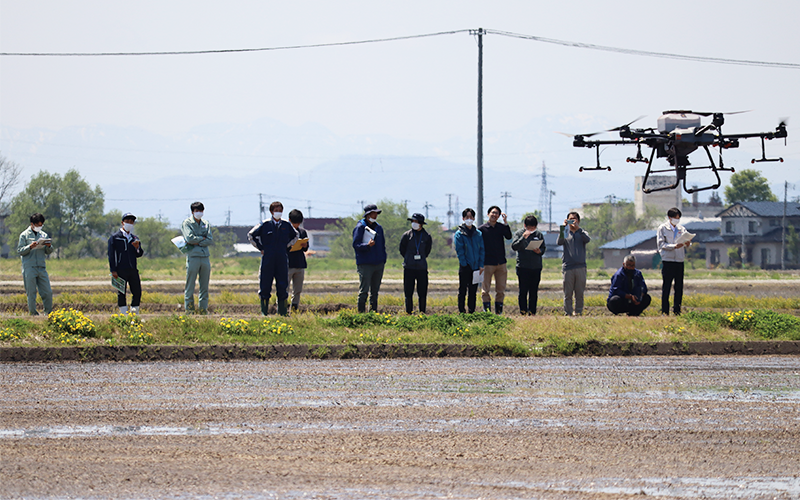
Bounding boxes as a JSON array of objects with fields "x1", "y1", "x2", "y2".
[
  {"x1": 770, "y1": 219, "x2": 780, "y2": 227},
  {"x1": 761, "y1": 248, "x2": 771, "y2": 267},
  {"x1": 748, "y1": 221, "x2": 758, "y2": 233},
  {"x1": 710, "y1": 249, "x2": 720, "y2": 266},
  {"x1": 726, "y1": 221, "x2": 735, "y2": 234}
]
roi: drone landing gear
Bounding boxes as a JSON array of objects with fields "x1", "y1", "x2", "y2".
[
  {"x1": 752, "y1": 136, "x2": 784, "y2": 163},
  {"x1": 626, "y1": 144, "x2": 649, "y2": 164},
  {"x1": 642, "y1": 145, "x2": 725, "y2": 194},
  {"x1": 579, "y1": 146, "x2": 611, "y2": 172}
]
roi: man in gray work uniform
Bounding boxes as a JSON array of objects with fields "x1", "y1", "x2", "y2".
[
  {"x1": 557, "y1": 211, "x2": 591, "y2": 316},
  {"x1": 17, "y1": 212, "x2": 54, "y2": 316}
]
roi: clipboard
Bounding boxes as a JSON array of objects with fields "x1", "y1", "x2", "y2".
[
  {"x1": 525, "y1": 239, "x2": 543, "y2": 251},
  {"x1": 289, "y1": 238, "x2": 309, "y2": 252},
  {"x1": 362, "y1": 226, "x2": 376, "y2": 245},
  {"x1": 675, "y1": 232, "x2": 695, "y2": 245},
  {"x1": 472, "y1": 269, "x2": 483, "y2": 285},
  {"x1": 111, "y1": 276, "x2": 127, "y2": 294}
]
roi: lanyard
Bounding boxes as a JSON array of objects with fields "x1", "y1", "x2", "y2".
[{"x1": 413, "y1": 232, "x2": 422, "y2": 255}]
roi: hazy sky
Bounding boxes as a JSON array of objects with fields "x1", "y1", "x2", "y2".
[{"x1": 2, "y1": 0, "x2": 799, "y2": 223}]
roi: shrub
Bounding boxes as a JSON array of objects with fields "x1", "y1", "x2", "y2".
[{"x1": 48, "y1": 309, "x2": 96, "y2": 338}]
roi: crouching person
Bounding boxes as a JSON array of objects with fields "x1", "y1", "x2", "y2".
[
  {"x1": 607, "y1": 255, "x2": 651, "y2": 316},
  {"x1": 108, "y1": 212, "x2": 144, "y2": 314}
]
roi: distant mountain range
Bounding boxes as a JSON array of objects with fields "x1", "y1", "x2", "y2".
[{"x1": 1, "y1": 115, "x2": 786, "y2": 228}]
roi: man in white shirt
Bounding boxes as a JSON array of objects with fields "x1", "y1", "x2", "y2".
[{"x1": 656, "y1": 207, "x2": 690, "y2": 315}]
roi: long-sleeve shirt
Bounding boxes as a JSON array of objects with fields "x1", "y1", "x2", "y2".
[
  {"x1": 511, "y1": 228, "x2": 546, "y2": 270},
  {"x1": 352, "y1": 219, "x2": 387, "y2": 266},
  {"x1": 248, "y1": 218, "x2": 299, "y2": 259},
  {"x1": 557, "y1": 226, "x2": 591, "y2": 271},
  {"x1": 656, "y1": 221, "x2": 688, "y2": 262},
  {"x1": 399, "y1": 228, "x2": 432, "y2": 270},
  {"x1": 108, "y1": 229, "x2": 144, "y2": 272},
  {"x1": 18, "y1": 227, "x2": 54, "y2": 270},
  {"x1": 608, "y1": 267, "x2": 648, "y2": 302},
  {"x1": 453, "y1": 224, "x2": 485, "y2": 270},
  {"x1": 180, "y1": 217, "x2": 213, "y2": 258},
  {"x1": 478, "y1": 221, "x2": 512, "y2": 266}
]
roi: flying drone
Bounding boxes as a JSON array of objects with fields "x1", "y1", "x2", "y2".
[{"x1": 562, "y1": 111, "x2": 788, "y2": 194}]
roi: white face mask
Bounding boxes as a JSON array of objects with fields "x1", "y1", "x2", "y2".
[
  {"x1": 272, "y1": 212, "x2": 283, "y2": 220},
  {"x1": 463, "y1": 219, "x2": 474, "y2": 227},
  {"x1": 193, "y1": 211, "x2": 204, "y2": 220},
  {"x1": 670, "y1": 218, "x2": 680, "y2": 226},
  {"x1": 31, "y1": 225, "x2": 42, "y2": 233},
  {"x1": 411, "y1": 222, "x2": 420, "y2": 230},
  {"x1": 123, "y1": 223, "x2": 135, "y2": 233},
  {"x1": 368, "y1": 217, "x2": 377, "y2": 224}
]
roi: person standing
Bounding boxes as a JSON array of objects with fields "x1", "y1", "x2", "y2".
[
  {"x1": 287, "y1": 209, "x2": 309, "y2": 313},
  {"x1": 454, "y1": 208, "x2": 485, "y2": 314},
  {"x1": 607, "y1": 255, "x2": 651, "y2": 316},
  {"x1": 17, "y1": 213, "x2": 54, "y2": 316},
  {"x1": 248, "y1": 202, "x2": 299, "y2": 316},
  {"x1": 557, "y1": 211, "x2": 591, "y2": 316},
  {"x1": 108, "y1": 212, "x2": 144, "y2": 315},
  {"x1": 398, "y1": 213, "x2": 433, "y2": 314},
  {"x1": 511, "y1": 214, "x2": 546, "y2": 315},
  {"x1": 657, "y1": 207, "x2": 690, "y2": 315},
  {"x1": 478, "y1": 206, "x2": 512, "y2": 314},
  {"x1": 352, "y1": 204, "x2": 387, "y2": 313},
  {"x1": 181, "y1": 202, "x2": 213, "y2": 314}
]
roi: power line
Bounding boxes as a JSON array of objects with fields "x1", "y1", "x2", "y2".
[
  {"x1": 0, "y1": 30, "x2": 470, "y2": 57},
  {"x1": 2, "y1": 27, "x2": 797, "y2": 70}
]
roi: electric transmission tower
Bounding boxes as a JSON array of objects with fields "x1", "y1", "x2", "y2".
[
  {"x1": 446, "y1": 193, "x2": 455, "y2": 229},
  {"x1": 500, "y1": 191, "x2": 511, "y2": 215},
  {"x1": 539, "y1": 161, "x2": 549, "y2": 222}
]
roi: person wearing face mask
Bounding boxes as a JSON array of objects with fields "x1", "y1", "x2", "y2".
[
  {"x1": 453, "y1": 208, "x2": 485, "y2": 314},
  {"x1": 108, "y1": 212, "x2": 144, "y2": 314},
  {"x1": 352, "y1": 204, "x2": 387, "y2": 313},
  {"x1": 248, "y1": 202, "x2": 299, "y2": 316},
  {"x1": 657, "y1": 207, "x2": 690, "y2": 315},
  {"x1": 511, "y1": 214, "x2": 546, "y2": 315},
  {"x1": 479, "y1": 205, "x2": 513, "y2": 314},
  {"x1": 607, "y1": 255, "x2": 651, "y2": 316},
  {"x1": 398, "y1": 213, "x2": 433, "y2": 314},
  {"x1": 181, "y1": 201, "x2": 214, "y2": 314},
  {"x1": 17, "y1": 213, "x2": 54, "y2": 316}
]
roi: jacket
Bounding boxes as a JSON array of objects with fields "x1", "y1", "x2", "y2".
[
  {"x1": 608, "y1": 267, "x2": 648, "y2": 303},
  {"x1": 248, "y1": 218, "x2": 299, "y2": 259},
  {"x1": 17, "y1": 227, "x2": 54, "y2": 270},
  {"x1": 511, "y1": 228, "x2": 546, "y2": 270},
  {"x1": 181, "y1": 216, "x2": 213, "y2": 258},
  {"x1": 287, "y1": 227, "x2": 309, "y2": 269},
  {"x1": 657, "y1": 221, "x2": 688, "y2": 262},
  {"x1": 352, "y1": 219, "x2": 387, "y2": 266},
  {"x1": 453, "y1": 224, "x2": 485, "y2": 270},
  {"x1": 399, "y1": 228, "x2": 432, "y2": 270},
  {"x1": 108, "y1": 229, "x2": 144, "y2": 273},
  {"x1": 557, "y1": 226, "x2": 591, "y2": 271},
  {"x1": 478, "y1": 221, "x2": 512, "y2": 266}
]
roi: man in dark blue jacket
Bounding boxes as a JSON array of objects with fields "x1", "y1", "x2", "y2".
[
  {"x1": 108, "y1": 212, "x2": 144, "y2": 314},
  {"x1": 352, "y1": 204, "x2": 387, "y2": 313},
  {"x1": 607, "y1": 255, "x2": 651, "y2": 316},
  {"x1": 248, "y1": 201, "x2": 298, "y2": 316}
]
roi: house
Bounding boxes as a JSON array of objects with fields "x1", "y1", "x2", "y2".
[
  {"x1": 704, "y1": 202, "x2": 800, "y2": 269},
  {"x1": 599, "y1": 219, "x2": 721, "y2": 269}
]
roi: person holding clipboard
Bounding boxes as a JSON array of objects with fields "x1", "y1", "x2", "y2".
[
  {"x1": 453, "y1": 208, "x2": 485, "y2": 314},
  {"x1": 108, "y1": 212, "x2": 144, "y2": 314},
  {"x1": 352, "y1": 204, "x2": 387, "y2": 313},
  {"x1": 657, "y1": 207, "x2": 693, "y2": 315},
  {"x1": 17, "y1": 213, "x2": 54, "y2": 316},
  {"x1": 511, "y1": 214, "x2": 546, "y2": 315}
]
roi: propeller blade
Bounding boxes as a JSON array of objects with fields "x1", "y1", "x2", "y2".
[
  {"x1": 556, "y1": 130, "x2": 605, "y2": 138},
  {"x1": 664, "y1": 110, "x2": 751, "y2": 117},
  {"x1": 608, "y1": 115, "x2": 646, "y2": 131},
  {"x1": 778, "y1": 117, "x2": 789, "y2": 127}
]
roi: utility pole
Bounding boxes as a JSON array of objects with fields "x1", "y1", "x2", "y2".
[
  {"x1": 549, "y1": 190, "x2": 556, "y2": 230},
  {"x1": 400, "y1": 200, "x2": 410, "y2": 214},
  {"x1": 225, "y1": 207, "x2": 231, "y2": 226},
  {"x1": 306, "y1": 200, "x2": 312, "y2": 218},
  {"x1": 259, "y1": 194, "x2": 267, "y2": 221},
  {"x1": 471, "y1": 27, "x2": 485, "y2": 225},
  {"x1": 500, "y1": 191, "x2": 511, "y2": 215},
  {"x1": 782, "y1": 181, "x2": 795, "y2": 270},
  {"x1": 539, "y1": 162, "x2": 548, "y2": 221},
  {"x1": 422, "y1": 201, "x2": 434, "y2": 220},
  {"x1": 446, "y1": 193, "x2": 454, "y2": 229}
]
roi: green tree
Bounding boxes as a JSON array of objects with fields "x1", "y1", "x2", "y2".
[
  {"x1": 326, "y1": 199, "x2": 454, "y2": 260},
  {"x1": 135, "y1": 216, "x2": 182, "y2": 258},
  {"x1": 8, "y1": 169, "x2": 105, "y2": 258},
  {"x1": 580, "y1": 200, "x2": 660, "y2": 259},
  {"x1": 724, "y1": 169, "x2": 778, "y2": 205}
]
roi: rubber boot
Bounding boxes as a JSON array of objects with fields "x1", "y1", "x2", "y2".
[
  {"x1": 260, "y1": 298, "x2": 270, "y2": 316},
  {"x1": 483, "y1": 301, "x2": 491, "y2": 313},
  {"x1": 419, "y1": 296, "x2": 427, "y2": 315},
  {"x1": 495, "y1": 302, "x2": 504, "y2": 315},
  {"x1": 277, "y1": 299, "x2": 289, "y2": 317},
  {"x1": 130, "y1": 306, "x2": 139, "y2": 315},
  {"x1": 405, "y1": 297, "x2": 413, "y2": 315},
  {"x1": 119, "y1": 306, "x2": 128, "y2": 315},
  {"x1": 291, "y1": 304, "x2": 299, "y2": 313}
]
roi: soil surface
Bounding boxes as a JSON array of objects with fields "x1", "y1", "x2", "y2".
[{"x1": 2, "y1": 356, "x2": 799, "y2": 499}]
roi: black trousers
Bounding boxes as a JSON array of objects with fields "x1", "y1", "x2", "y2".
[
  {"x1": 661, "y1": 261, "x2": 684, "y2": 314},
  {"x1": 116, "y1": 267, "x2": 142, "y2": 308},
  {"x1": 607, "y1": 293, "x2": 651, "y2": 316},
  {"x1": 403, "y1": 268, "x2": 428, "y2": 313},
  {"x1": 516, "y1": 267, "x2": 542, "y2": 314},
  {"x1": 458, "y1": 265, "x2": 479, "y2": 313}
]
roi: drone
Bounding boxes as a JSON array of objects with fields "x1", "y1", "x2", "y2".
[{"x1": 562, "y1": 110, "x2": 788, "y2": 194}]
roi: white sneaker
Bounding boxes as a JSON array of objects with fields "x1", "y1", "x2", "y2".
[{"x1": 130, "y1": 306, "x2": 139, "y2": 315}]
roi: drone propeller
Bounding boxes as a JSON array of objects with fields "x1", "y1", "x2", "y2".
[
  {"x1": 663, "y1": 109, "x2": 750, "y2": 117},
  {"x1": 608, "y1": 115, "x2": 646, "y2": 131},
  {"x1": 557, "y1": 115, "x2": 646, "y2": 138},
  {"x1": 778, "y1": 117, "x2": 789, "y2": 128}
]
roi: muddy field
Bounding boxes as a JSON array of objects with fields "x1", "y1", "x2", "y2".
[{"x1": 2, "y1": 356, "x2": 800, "y2": 499}]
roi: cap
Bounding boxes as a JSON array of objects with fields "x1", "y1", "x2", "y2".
[
  {"x1": 408, "y1": 213, "x2": 426, "y2": 225},
  {"x1": 121, "y1": 212, "x2": 137, "y2": 221},
  {"x1": 363, "y1": 204, "x2": 382, "y2": 217}
]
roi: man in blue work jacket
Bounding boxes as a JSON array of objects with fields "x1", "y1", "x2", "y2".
[{"x1": 248, "y1": 201, "x2": 298, "y2": 316}]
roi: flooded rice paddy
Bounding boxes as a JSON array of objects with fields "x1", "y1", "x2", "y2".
[{"x1": 2, "y1": 356, "x2": 800, "y2": 499}]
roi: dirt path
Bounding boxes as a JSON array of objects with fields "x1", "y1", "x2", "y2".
[{"x1": 2, "y1": 356, "x2": 799, "y2": 499}]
